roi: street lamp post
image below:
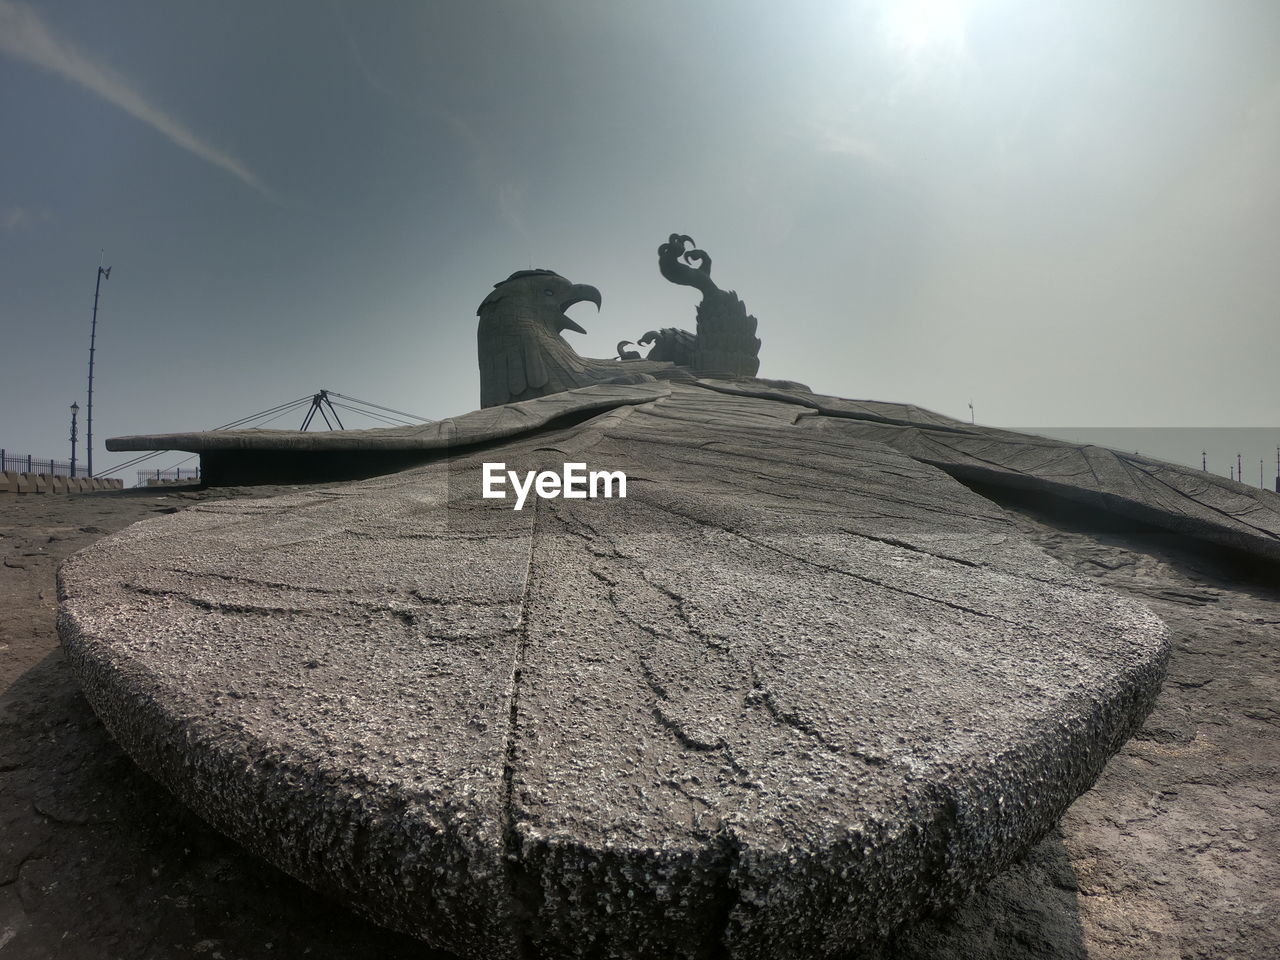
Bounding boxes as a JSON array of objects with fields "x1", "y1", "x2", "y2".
[
  {"x1": 70, "y1": 402, "x2": 80, "y2": 478},
  {"x1": 86, "y1": 261, "x2": 110, "y2": 477}
]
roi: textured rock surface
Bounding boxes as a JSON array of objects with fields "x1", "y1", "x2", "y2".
[
  {"x1": 5, "y1": 484, "x2": 1276, "y2": 958},
  {"x1": 61, "y1": 384, "x2": 1169, "y2": 958},
  {"x1": 696, "y1": 381, "x2": 1280, "y2": 564},
  {"x1": 107, "y1": 379, "x2": 1280, "y2": 563}
]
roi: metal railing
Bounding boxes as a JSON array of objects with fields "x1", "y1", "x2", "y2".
[
  {"x1": 137, "y1": 467, "x2": 201, "y2": 484},
  {"x1": 0, "y1": 449, "x2": 77, "y2": 477}
]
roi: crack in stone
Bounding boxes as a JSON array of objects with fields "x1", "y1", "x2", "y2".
[
  {"x1": 408, "y1": 591, "x2": 516, "y2": 608},
  {"x1": 500, "y1": 499, "x2": 541, "y2": 958},
  {"x1": 122, "y1": 583, "x2": 425, "y2": 625},
  {"x1": 161, "y1": 566, "x2": 353, "y2": 596},
  {"x1": 637, "y1": 496, "x2": 1025, "y2": 627},
  {"x1": 650, "y1": 704, "x2": 729, "y2": 753},
  {"x1": 122, "y1": 578, "x2": 514, "y2": 629},
  {"x1": 123, "y1": 583, "x2": 303, "y2": 617},
  {"x1": 582, "y1": 434, "x2": 1017, "y2": 531},
  {"x1": 930, "y1": 438, "x2": 1088, "y2": 481},
  {"x1": 1077, "y1": 448, "x2": 1109, "y2": 492},
  {"x1": 0, "y1": 852, "x2": 45, "y2": 888},
  {"x1": 637, "y1": 576, "x2": 732, "y2": 653},
  {"x1": 1131, "y1": 589, "x2": 1219, "y2": 607},
  {"x1": 708, "y1": 828, "x2": 744, "y2": 957},
  {"x1": 1122, "y1": 459, "x2": 1280, "y2": 540},
  {"x1": 579, "y1": 550, "x2": 753, "y2": 769},
  {"x1": 544, "y1": 510, "x2": 755, "y2": 776},
  {"x1": 623, "y1": 433, "x2": 975, "y2": 503},
  {"x1": 556, "y1": 500, "x2": 920, "y2": 776},
  {"x1": 337, "y1": 527, "x2": 519, "y2": 543},
  {"x1": 832, "y1": 528, "x2": 984, "y2": 569},
  {"x1": 745, "y1": 666, "x2": 886, "y2": 768},
  {"x1": 661, "y1": 776, "x2": 715, "y2": 811},
  {"x1": 635, "y1": 638, "x2": 750, "y2": 769}
]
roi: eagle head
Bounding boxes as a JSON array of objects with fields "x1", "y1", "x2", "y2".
[
  {"x1": 476, "y1": 269, "x2": 608, "y2": 408},
  {"x1": 477, "y1": 269, "x2": 602, "y2": 338}
]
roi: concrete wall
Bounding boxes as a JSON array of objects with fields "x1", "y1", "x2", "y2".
[{"x1": 0, "y1": 471, "x2": 124, "y2": 494}]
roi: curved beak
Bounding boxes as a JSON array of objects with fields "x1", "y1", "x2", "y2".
[{"x1": 557, "y1": 284, "x2": 602, "y2": 335}]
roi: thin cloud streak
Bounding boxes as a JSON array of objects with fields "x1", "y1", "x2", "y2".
[
  {"x1": 0, "y1": 0, "x2": 275, "y2": 201},
  {"x1": 2, "y1": 205, "x2": 51, "y2": 230}
]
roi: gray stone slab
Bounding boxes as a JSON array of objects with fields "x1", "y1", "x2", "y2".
[
  {"x1": 696, "y1": 381, "x2": 1280, "y2": 564},
  {"x1": 61, "y1": 384, "x2": 1169, "y2": 958},
  {"x1": 107, "y1": 377, "x2": 1280, "y2": 564},
  {"x1": 59, "y1": 479, "x2": 529, "y2": 953},
  {"x1": 853, "y1": 423, "x2": 1280, "y2": 563}
]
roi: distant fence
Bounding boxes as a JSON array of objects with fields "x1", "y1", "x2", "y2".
[
  {"x1": 1, "y1": 448, "x2": 77, "y2": 477},
  {"x1": 137, "y1": 467, "x2": 201, "y2": 485}
]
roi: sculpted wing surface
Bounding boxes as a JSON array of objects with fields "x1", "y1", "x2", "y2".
[
  {"x1": 66, "y1": 381, "x2": 1172, "y2": 958},
  {"x1": 82, "y1": 252, "x2": 1276, "y2": 958}
]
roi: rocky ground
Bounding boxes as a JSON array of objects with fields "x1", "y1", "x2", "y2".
[{"x1": 1, "y1": 484, "x2": 1276, "y2": 959}]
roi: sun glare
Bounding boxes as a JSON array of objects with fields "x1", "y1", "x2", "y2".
[{"x1": 882, "y1": 0, "x2": 970, "y2": 61}]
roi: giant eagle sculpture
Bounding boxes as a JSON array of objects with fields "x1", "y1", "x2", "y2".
[
  {"x1": 476, "y1": 269, "x2": 682, "y2": 408},
  {"x1": 477, "y1": 236, "x2": 765, "y2": 408},
  {"x1": 83, "y1": 231, "x2": 1280, "y2": 960}
]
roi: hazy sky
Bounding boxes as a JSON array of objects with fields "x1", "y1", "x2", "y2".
[{"x1": 2, "y1": 0, "x2": 1277, "y2": 480}]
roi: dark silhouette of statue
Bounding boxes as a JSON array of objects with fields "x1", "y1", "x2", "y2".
[
  {"x1": 650, "y1": 233, "x2": 761, "y2": 377},
  {"x1": 476, "y1": 236, "x2": 764, "y2": 408},
  {"x1": 476, "y1": 269, "x2": 678, "y2": 408},
  {"x1": 637, "y1": 326, "x2": 697, "y2": 366}
]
